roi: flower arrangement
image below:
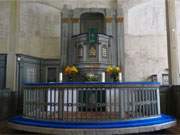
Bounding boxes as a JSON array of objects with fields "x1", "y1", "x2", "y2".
[
  {"x1": 64, "y1": 65, "x2": 78, "y2": 81},
  {"x1": 85, "y1": 73, "x2": 98, "y2": 82},
  {"x1": 105, "y1": 65, "x2": 120, "y2": 82}
]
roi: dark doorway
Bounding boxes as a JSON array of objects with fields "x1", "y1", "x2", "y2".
[{"x1": 47, "y1": 67, "x2": 57, "y2": 82}]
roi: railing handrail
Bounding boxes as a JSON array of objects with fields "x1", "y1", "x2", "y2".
[{"x1": 24, "y1": 82, "x2": 160, "y2": 88}]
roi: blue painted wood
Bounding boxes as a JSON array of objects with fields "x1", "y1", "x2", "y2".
[
  {"x1": 9, "y1": 114, "x2": 175, "y2": 129},
  {"x1": 24, "y1": 82, "x2": 160, "y2": 86}
]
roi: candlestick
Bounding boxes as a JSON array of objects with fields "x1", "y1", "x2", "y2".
[
  {"x1": 102, "y1": 72, "x2": 105, "y2": 82},
  {"x1": 59, "y1": 72, "x2": 63, "y2": 82},
  {"x1": 119, "y1": 72, "x2": 122, "y2": 82}
]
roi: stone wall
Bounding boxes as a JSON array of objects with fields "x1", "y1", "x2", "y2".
[
  {"x1": 17, "y1": 1, "x2": 61, "y2": 59},
  {"x1": 33, "y1": 0, "x2": 116, "y2": 9},
  {"x1": 0, "y1": 1, "x2": 61, "y2": 59},
  {"x1": 121, "y1": 0, "x2": 168, "y2": 82},
  {"x1": 0, "y1": 1, "x2": 10, "y2": 53}
]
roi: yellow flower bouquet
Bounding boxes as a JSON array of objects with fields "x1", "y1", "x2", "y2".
[
  {"x1": 64, "y1": 65, "x2": 78, "y2": 81},
  {"x1": 106, "y1": 66, "x2": 120, "y2": 82}
]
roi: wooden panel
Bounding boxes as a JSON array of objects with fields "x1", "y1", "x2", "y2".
[
  {"x1": 105, "y1": 16, "x2": 112, "y2": 23},
  {"x1": 0, "y1": 55, "x2": 6, "y2": 89},
  {"x1": 117, "y1": 16, "x2": 124, "y2": 23}
]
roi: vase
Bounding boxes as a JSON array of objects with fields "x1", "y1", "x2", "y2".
[
  {"x1": 111, "y1": 74, "x2": 118, "y2": 82},
  {"x1": 68, "y1": 75, "x2": 74, "y2": 82},
  {"x1": 113, "y1": 76, "x2": 118, "y2": 82}
]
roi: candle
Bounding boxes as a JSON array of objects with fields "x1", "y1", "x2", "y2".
[
  {"x1": 59, "y1": 72, "x2": 63, "y2": 82},
  {"x1": 119, "y1": 72, "x2": 122, "y2": 82},
  {"x1": 101, "y1": 72, "x2": 105, "y2": 82}
]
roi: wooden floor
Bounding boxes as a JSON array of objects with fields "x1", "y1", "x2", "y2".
[
  {"x1": 0, "y1": 120, "x2": 180, "y2": 134},
  {"x1": 165, "y1": 120, "x2": 180, "y2": 134}
]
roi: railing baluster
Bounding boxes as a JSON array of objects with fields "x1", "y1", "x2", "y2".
[
  {"x1": 142, "y1": 89, "x2": 145, "y2": 117},
  {"x1": 67, "y1": 88, "x2": 69, "y2": 120},
  {"x1": 32, "y1": 89, "x2": 34, "y2": 118},
  {"x1": 118, "y1": 88, "x2": 120, "y2": 118},
  {"x1": 39, "y1": 89, "x2": 41, "y2": 119},
  {"x1": 131, "y1": 89, "x2": 134, "y2": 118},
  {"x1": 81, "y1": 88, "x2": 84, "y2": 120},
  {"x1": 37, "y1": 89, "x2": 39, "y2": 119},
  {"x1": 124, "y1": 89, "x2": 127, "y2": 119},
  {"x1": 109, "y1": 87, "x2": 112, "y2": 120},
  {"x1": 57, "y1": 88, "x2": 61, "y2": 120},
  {"x1": 95, "y1": 88, "x2": 98, "y2": 120},
  {"x1": 151, "y1": 89, "x2": 155, "y2": 115},
  {"x1": 153, "y1": 89, "x2": 156, "y2": 115},
  {"x1": 62, "y1": 88, "x2": 64, "y2": 120},
  {"x1": 26, "y1": 89, "x2": 28, "y2": 117},
  {"x1": 144, "y1": 89, "x2": 147, "y2": 116},
  {"x1": 24, "y1": 89, "x2": 27, "y2": 117},
  {"x1": 114, "y1": 88, "x2": 116, "y2": 119},
  {"x1": 147, "y1": 89, "x2": 150, "y2": 116},
  {"x1": 36, "y1": 89, "x2": 38, "y2": 119},
  {"x1": 149, "y1": 90, "x2": 152, "y2": 116},
  {"x1": 135, "y1": 89, "x2": 138, "y2": 118},
  {"x1": 100, "y1": 88, "x2": 103, "y2": 119},
  {"x1": 84, "y1": 88, "x2": 87, "y2": 120},
  {"x1": 54, "y1": 88, "x2": 56, "y2": 120},
  {"x1": 76, "y1": 88, "x2": 79, "y2": 121},
  {"x1": 42, "y1": 88, "x2": 45, "y2": 120},
  {"x1": 106, "y1": 88, "x2": 108, "y2": 120},
  {"x1": 29, "y1": 89, "x2": 31, "y2": 118},
  {"x1": 23, "y1": 83, "x2": 160, "y2": 122},
  {"x1": 128, "y1": 88, "x2": 131, "y2": 118},
  {"x1": 33, "y1": 89, "x2": 35, "y2": 118},
  {"x1": 45, "y1": 88, "x2": 48, "y2": 120},
  {"x1": 148, "y1": 90, "x2": 151, "y2": 116},
  {"x1": 50, "y1": 88, "x2": 53, "y2": 120},
  {"x1": 139, "y1": 89, "x2": 141, "y2": 117},
  {"x1": 71, "y1": 87, "x2": 73, "y2": 121},
  {"x1": 23, "y1": 89, "x2": 26, "y2": 117},
  {"x1": 154, "y1": 89, "x2": 156, "y2": 115}
]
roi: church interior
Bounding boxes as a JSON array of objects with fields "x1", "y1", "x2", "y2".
[{"x1": 0, "y1": 0, "x2": 180, "y2": 134}]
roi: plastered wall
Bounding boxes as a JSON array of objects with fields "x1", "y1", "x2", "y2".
[
  {"x1": 121, "y1": 0, "x2": 168, "y2": 82},
  {"x1": 17, "y1": 1, "x2": 61, "y2": 58},
  {"x1": 0, "y1": 1, "x2": 10, "y2": 53}
]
